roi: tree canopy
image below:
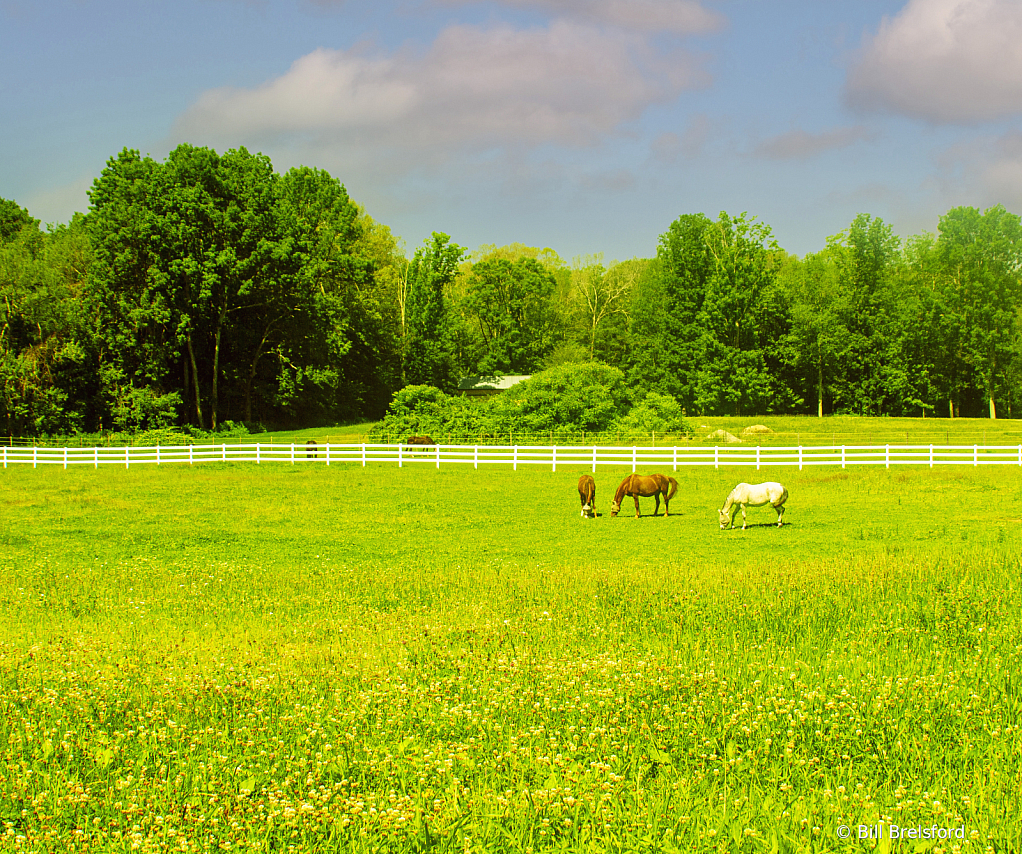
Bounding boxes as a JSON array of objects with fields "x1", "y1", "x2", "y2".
[{"x1": 3, "y1": 147, "x2": 1022, "y2": 437}]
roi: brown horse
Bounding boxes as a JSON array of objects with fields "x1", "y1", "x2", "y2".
[
  {"x1": 306, "y1": 439, "x2": 318, "y2": 459},
  {"x1": 406, "y1": 435, "x2": 436, "y2": 453},
  {"x1": 610, "y1": 473, "x2": 678, "y2": 518},
  {"x1": 578, "y1": 474, "x2": 596, "y2": 518}
]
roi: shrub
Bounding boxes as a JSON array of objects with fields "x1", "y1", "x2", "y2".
[
  {"x1": 483, "y1": 363, "x2": 630, "y2": 436},
  {"x1": 614, "y1": 391, "x2": 692, "y2": 438}
]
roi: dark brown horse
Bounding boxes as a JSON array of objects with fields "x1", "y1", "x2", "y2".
[
  {"x1": 406, "y1": 435, "x2": 436, "y2": 452},
  {"x1": 306, "y1": 439, "x2": 318, "y2": 459},
  {"x1": 578, "y1": 474, "x2": 596, "y2": 518},
  {"x1": 610, "y1": 473, "x2": 678, "y2": 518}
]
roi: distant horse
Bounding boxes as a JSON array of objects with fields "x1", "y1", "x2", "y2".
[
  {"x1": 610, "y1": 474, "x2": 678, "y2": 518},
  {"x1": 306, "y1": 439, "x2": 318, "y2": 459},
  {"x1": 406, "y1": 435, "x2": 436, "y2": 453},
  {"x1": 578, "y1": 475, "x2": 596, "y2": 518},
  {"x1": 718, "y1": 482, "x2": 788, "y2": 530}
]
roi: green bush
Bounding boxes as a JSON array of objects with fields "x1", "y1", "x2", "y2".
[
  {"x1": 366, "y1": 385, "x2": 485, "y2": 442},
  {"x1": 613, "y1": 391, "x2": 692, "y2": 438}
]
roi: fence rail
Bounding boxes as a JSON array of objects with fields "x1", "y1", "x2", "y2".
[{"x1": 4, "y1": 442, "x2": 1022, "y2": 470}]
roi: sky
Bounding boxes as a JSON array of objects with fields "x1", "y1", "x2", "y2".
[{"x1": 4, "y1": 0, "x2": 1022, "y2": 262}]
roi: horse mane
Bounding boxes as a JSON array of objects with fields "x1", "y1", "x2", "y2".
[{"x1": 613, "y1": 475, "x2": 632, "y2": 505}]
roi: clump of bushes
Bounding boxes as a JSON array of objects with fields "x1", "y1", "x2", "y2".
[{"x1": 367, "y1": 364, "x2": 692, "y2": 443}]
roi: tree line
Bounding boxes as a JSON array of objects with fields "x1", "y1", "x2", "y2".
[{"x1": 2, "y1": 143, "x2": 1021, "y2": 437}]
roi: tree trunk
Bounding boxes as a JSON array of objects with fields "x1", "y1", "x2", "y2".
[
  {"x1": 212, "y1": 309, "x2": 226, "y2": 432},
  {"x1": 817, "y1": 359, "x2": 823, "y2": 418},
  {"x1": 187, "y1": 332, "x2": 204, "y2": 428}
]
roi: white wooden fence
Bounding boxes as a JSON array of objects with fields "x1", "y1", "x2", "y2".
[{"x1": 3, "y1": 442, "x2": 1022, "y2": 470}]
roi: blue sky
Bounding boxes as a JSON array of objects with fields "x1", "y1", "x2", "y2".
[{"x1": 4, "y1": 0, "x2": 1022, "y2": 261}]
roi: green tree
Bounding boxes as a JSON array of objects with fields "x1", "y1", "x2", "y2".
[
  {"x1": 461, "y1": 256, "x2": 560, "y2": 374},
  {"x1": 936, "y1": 205, "x2": 1022, "y2": 419},
  {"x1": 404, "y1": 233, "x2": 466, "y2": 390},
  {"x1": 627, "y1": 213, "x2": 714, "y2": 408}
]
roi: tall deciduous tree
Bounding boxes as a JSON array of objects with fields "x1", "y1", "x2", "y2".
[
  {"x1": 936, "y1": 205, "x2": 1022, "y2": 419},
  {"x1": 404, "y1": 233, "x2": 465, "y2": 389},
  {"x1": 461, "y1": 256, "x2": 559, "y2": 374}
]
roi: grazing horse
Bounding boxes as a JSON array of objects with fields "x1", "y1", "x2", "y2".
[
  {"x1": 718, "y1": 482, "x2": 788, "y2": 530},
  {"x1": 610, "y1": 474, "x2": 678, "y2": 518},
  {"x1": 578, "y1": 475, "x2": 596, "y2": 518},
  {"x1": 406, "y1": 435, "x2": 436, "y2": 454},
  {"x1": 306, "y1": 439, "x2": 318, "y2": 459}
]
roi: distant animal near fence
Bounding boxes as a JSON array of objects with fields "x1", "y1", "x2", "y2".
[{"x1": 4, "y1": 442, "x2": 1022, "y2": 470}]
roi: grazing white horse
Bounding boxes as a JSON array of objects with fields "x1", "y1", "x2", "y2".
[{"x1": 718, "y1": 482, "x2": 788, "y2": 530}]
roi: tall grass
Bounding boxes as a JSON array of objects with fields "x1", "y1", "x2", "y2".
[{"x1": 0, "y1": 463, "x2": 1019, "y2": 852}]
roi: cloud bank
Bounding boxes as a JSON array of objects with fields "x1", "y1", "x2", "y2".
[
  {"x1": 846, "y1": 0, "x2": 1022, "y2": 123},
  {"x1": 175, "y1": 16, "x2": 712, "y2": 168}
]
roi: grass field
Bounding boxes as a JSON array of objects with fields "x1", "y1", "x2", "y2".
[{"x1": 1, "y1": 458, "x2": 1021, "y2": 852}]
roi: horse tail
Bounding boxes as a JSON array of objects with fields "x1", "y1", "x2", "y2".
[{"x1": 666, "y1": 477, "x2": 678, "y2": 501}]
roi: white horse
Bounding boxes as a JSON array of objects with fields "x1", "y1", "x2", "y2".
[{"x1": 718, "y1": 482, "x2": 788, "y2": 530}]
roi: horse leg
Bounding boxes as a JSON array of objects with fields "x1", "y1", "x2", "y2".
[
  {"x1": 633, "y1": 495, "x2": 641, "y2": 519},
  {"x1": 776, "y1": 504, "x2": 784, "y2": 527},
  {"x1": 664, "y1": 491, "x2": 670, "y2": 517},
  {"x1": 653, "y1": 494, "x2": 661, "y2": 516},
  {"x1": 741, "y1": 505, "x2": 748, "y2": 530}
]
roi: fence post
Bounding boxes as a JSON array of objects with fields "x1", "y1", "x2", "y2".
[
  {"x1": 798, "y1": 445, "x2": 802, "y2": 472},
  {"x1": 94, "y1": 447, "x2": 98, "y2": 469},
  {"x1": 930, "y1": 444, "x2": 934, "y2": 468},
  {"x1": 326, "y1": 443, "x2": 331, "y2": 466},
  {"x1": 714, "y1": 446, "x2": 718, "y2": 470},
  {"x1": 632, "y1": 446, "x2": 636, "y2": 473},
  {"x1": 157, "y1": 445, "x2": 161, "y2": 466},
  {"x1": 514, "y1": 445, "x2": 518, "y2": 471},
  {"x1": 593, "y1": 446, "x2": 597, "y2": 473},
  {"x1": 974, "y1": 444, "x2": 978, "y2": 467},
  {"x1": 756, "y1": 445, "x2": 761, "y2": 471},
  {"x1": 257, "y1": 443, "x2": 261, "y2": 464},
  {"x1": 362, "y1": 443, "x2": 366, "y2": 467},
  {"x1": 33, "y1": 446, "x2": 37, "y2": 469},
  {"x1": 885, "y1": 444, "x2": 890, "y2": 469},
  {"x1": 125, "y1": 446, "x2": 129, "y2": 469},
  {"x1": 399, "y1": 444, "x2": 403, "y2": 468},
  {"x1": 3, "y1": 445, "x2": 6, "y2": 468},
  {"x1": 63, "y1": 447, "x2": 67, "y2": 470},
  {"x1": 841, "y1": 445, "x2": 845, "y2": 469},
  {"x1": 436, "y1": 444, "x2": 440, "y2": 469},
  {"x1": 291, "y1": 443, "x2": 295, "y2": 465},
  {"x1": 474, "y1": 446, "x2": 478, "y2": 470}
]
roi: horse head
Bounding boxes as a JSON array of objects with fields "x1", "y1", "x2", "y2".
[
  {"x1": 610, "y1": 500, "x2": 620, "y2": 517},
  {"x1": 718, "y1": 507, "x2": 733, "y2": 529}
]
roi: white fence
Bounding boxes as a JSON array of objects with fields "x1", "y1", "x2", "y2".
[{"x1": 3, "y1": 442, "x2": 1022, "y2": 470}]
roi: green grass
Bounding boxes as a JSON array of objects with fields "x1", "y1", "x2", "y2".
[{"x1": 1, "y1": 461, "x2": 1020, "y2": 852}]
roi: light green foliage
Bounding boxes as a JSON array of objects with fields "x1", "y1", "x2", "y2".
[
  {"x1": 485, "y1": 362, "x2": 630, "y2": 436},
  {"x1": 0, "y1": 462, "x2": 1020, "y2": 851},
  {"x1": 613, "y1": 390, "x2": 692, "y2": 438},
  {"x1": 365, "y1": 384, "x2": 484, "y2": 442}
]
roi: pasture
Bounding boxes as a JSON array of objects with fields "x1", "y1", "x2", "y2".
[{"x1": 1, "y1": 461, "x2": 1020, "y2": 852}]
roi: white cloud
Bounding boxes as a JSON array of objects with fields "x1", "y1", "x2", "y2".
[
  {"x1": 175, "y1": 20, "x2": 710, "y2": 159},
  {"x1": 846, "y1": 0, "x2": 1022, "y2": 123},
  {"x1": 755, "y1": 126, "x2": 872, "y2": 160},
  {"x1": 430, "y1": 0, "x2": 725, "y2": 35},
  {"x1": 933, "y1": 131, "x2": 1022, "y2": 212}
]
